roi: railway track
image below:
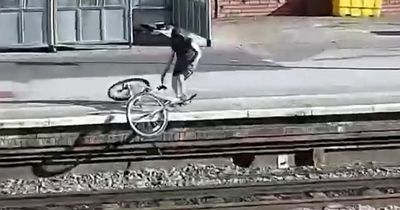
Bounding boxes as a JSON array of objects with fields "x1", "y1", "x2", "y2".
[
  {"x1": 2, "y1": 176, "x2": 400, "y2": 210},
  {"x1": 3, "y1": 129, "x2": 400, "y2": 167}
]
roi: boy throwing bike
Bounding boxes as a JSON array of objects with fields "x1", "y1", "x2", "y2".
[{"x1": 160, "y1": 27, "x2": 202, "y2": 102}]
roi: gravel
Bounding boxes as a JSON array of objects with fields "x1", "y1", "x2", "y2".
[
  {"x1": 1, "y1": 163, "x2": 400, "y2": 195},
  {"x1": 323, "y1": 205, "x2": 400, "y2": 210},
  {"x1": 291, "y1": 205, "x2": 400, "y2": 210}
]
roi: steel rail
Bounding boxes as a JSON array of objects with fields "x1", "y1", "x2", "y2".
[
  {"x1": 3, "y1": 133, "x2": 400, "y2": 167},
  {"x1": 1, "y1": 176, "x2": 400, "y2": 208}
]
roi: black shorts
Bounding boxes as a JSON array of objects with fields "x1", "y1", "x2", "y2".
[{"x1": 173, "y1": 64, "x2": 195, "y2": 80}]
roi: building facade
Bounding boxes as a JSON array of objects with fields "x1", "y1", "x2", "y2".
[
  {"x1": 0, "y1": 0, "x2": 212, "y2": 50},
  {"x1": 212, "y1": 0, "x2": 400, "y2": 18}
]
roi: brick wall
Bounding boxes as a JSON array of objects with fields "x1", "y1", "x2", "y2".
[
  {"x1": 382, "y1": 0, "x2": 400, "y2": 14},
  {"x1": 213, "y1": 0, "x2": 400, "y2": 18},
  {"x1": 215, "y1": 0, "x2": 305, "y2": 18}
]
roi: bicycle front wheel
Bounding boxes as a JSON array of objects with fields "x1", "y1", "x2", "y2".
[{"x1": 126, "y1": 93, "x2": 168, "y2": 138}]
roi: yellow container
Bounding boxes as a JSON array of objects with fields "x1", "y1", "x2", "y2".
[
  {"x1": 374, "y1": 0, "x2": 382, "y2": 8},
  {"x1": 332, "y1": 0, "x2": 382, "y2": 17},
  {"x1": 332, "y1": 0, "x2": 351, "y2": 16},
  {"x1": 339, "y1": 7, "x2": 351, "y2": 16},
  {"x1": 362, "y1": 8, "x2": 374, "y2": 16},
  {"x1": 332, "y1": 6, "x2": 339, "y2": 16},
  {"x1": 350, "y1": 8, "x2": 362, "y2": 16},
  {"x1": 351, "y1": 0, "x2": 362, "y2": 7},
  {"x1": 332, "y1": 0, "x2": 338, "y2": 15},
  {"x1": 333, "y1": 0, "x2": 351, "y2": 7},
  {"x1": 332, "y1": 5, "x2": 352, "y2": 16},
  {"x1": 373, "y1": 8, "x2": 381, "y2": 16},
  {"x1": 363, "y1": 0, "x2": 375, "y2": 8}
]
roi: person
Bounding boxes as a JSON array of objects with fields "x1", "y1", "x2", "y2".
[{"x1": 160, "y1": 27, "x2": 202, "y2": 102}]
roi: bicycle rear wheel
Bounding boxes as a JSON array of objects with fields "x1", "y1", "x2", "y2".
[
  {"x1": 126, "y1": 93, "x2": 168, "y2": 138},
  {"x1": 108, "y1": 78, "x2": 151, "y2": 101}
]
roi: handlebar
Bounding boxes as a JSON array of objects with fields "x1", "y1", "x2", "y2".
[{"x1": 157, "y1": 85, "x2": 167, "y2": 91}]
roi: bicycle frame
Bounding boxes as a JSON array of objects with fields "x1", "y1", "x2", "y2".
[
  {"x1": 120, "y1": 77, "x2": 196, "y2": 137},
  {"x1": 128, "y1": 82, "x2": 182, "y2": 105},
  {"x1": 127, "y1": 86, "x2": 177, "y2": 123}
]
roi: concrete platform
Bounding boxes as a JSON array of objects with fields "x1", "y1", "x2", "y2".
[
  {"x1": 2, "y1": 91, "x2": 400, "y2": 129},
  {"x1": 3, "y1": 17, "x2": 400, "y2": 182},
  {"x1": 2, "y1": 47, "x2": 400, "y2": 129},
  {"x1": 2, "y1": 17, "x2": 400, "y2": 129}
]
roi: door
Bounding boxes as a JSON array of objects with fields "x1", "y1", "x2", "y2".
[
  {"x1": 171, "y1": 0, "x2": 211, "y2": 46},
  {"x1": 57, "y1": 0, "x2": 130, "y2": 44},
  {"x1": 0, "y1": 0, "x2": 48, "y2": 48}
]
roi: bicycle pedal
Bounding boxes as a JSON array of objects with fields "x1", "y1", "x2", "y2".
[{"x1": 180, "y1": 101, "x2": 192, "y2": 106}]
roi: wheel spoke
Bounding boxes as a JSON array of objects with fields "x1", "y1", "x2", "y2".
[{"x1": 127, "y1": 93, "x2": 168, "y2": 137}]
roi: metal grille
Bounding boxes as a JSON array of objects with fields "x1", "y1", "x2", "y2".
[
  {"x1": 0, "y1": 0, "x2": 212, "y2": 49},
  {"x1": 172, "y1": 0, "x2": 211, "y2": 46},
  {"x1": 132, "y1": 0, "x2": 172, "y2": 29}
]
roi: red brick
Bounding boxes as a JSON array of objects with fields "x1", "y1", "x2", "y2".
[{"x1": 213, "y1": 0, "x2": 400, "y2": 18}]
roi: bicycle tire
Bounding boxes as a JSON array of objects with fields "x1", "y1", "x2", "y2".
[
  {"x1": 108, "y1": 78, "x2": 151, "y2": 101},
  {"x1": 126, "y1": 93, "x2": 168, "y2": 138}
]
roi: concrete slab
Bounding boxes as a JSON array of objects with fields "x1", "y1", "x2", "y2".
[
  {"x1": 3, "y1": 91, "x2": 400, "y2": 129},
  {"x1": 212, "y1": 16, "x2": 400, "y2": 61},
  {"x1": 2, "y1": 47, "x2": 400, "y2": 128},
  {"x1": 1, "y1": 17, "x2": 400, "y2": 129},
  {"x1": 3, "y1": 64, "x2": 400, "y2": 101}
]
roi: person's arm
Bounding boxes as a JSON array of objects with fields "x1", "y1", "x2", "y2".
[
  {"x1": 189, "y1": 39, "x2": 202, "y2": 63},
  {"x1": 161, "y1": 50, "x2": 175, "y2": 83}
]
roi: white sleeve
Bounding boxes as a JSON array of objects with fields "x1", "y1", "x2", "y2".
[{"x1": 191, "y1": 41, "x2": 202, "y2": 58}]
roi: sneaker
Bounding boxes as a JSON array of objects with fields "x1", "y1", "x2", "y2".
[
  {"x1": 170, "y1": 97, "x2": 182, "y2": 104},
  {"x1": 179, "y1": 94, "x2": 188, "y2": 101}
]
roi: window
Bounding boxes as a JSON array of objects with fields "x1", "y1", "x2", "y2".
[
  {"x1": 0, "y1": 0, "x2": 20, "y2": 9},
  {"x1": 81, "y1": 0, "x2": 100, "y2": 7},
  {"x1": 133, "y1": 0, "x2": 169, "y2": 7},
  {"x1": 104, "y1": 0, "x2": 124, "y2": 6},
  {"x1": 58, "y1": 0, "x2": 78, "y2": 7},
  {"x1": 26, "y1": 0, "x2": 46, "y2": 8}
]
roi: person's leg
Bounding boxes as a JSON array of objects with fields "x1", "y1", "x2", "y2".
[
  {"x1": 179, "y1": 62, "x2": 197, "y2": 100},
  {"x1": 172, "y1": 74, "x2": 179, "y2": 97},
  {"x1": 172, "y1": 66, "x2": 186, "y2": 98},
  {"x1": 172, "y1": 72, "x2": 186, "y2": 100},
  {"x1": 177, "y1": 74, "x2": 186, "y2": 100}
]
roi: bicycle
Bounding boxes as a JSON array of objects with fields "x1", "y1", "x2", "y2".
[{"x1": 108, "y1": 77, "x2": 197, "y2": 138}]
